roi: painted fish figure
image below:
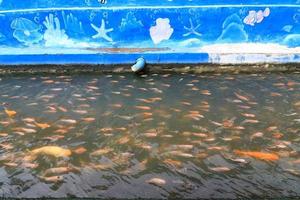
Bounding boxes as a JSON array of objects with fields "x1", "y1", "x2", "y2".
[{"x1": 244, "y1": 8, "x2": 270, "y2": 26}]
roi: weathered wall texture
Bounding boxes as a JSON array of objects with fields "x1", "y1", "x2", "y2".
[{"x1": 1, "y1": 0, "x2": 300, "y2": 64}]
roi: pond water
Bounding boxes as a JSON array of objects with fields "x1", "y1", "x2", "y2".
[{"x1": 0, "y1": 72, "x2": 299, "y2": 198}]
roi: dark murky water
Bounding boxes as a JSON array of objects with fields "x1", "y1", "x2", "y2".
[{"x1": 0, "y1": 72, "x2": 299, "y2": 198}]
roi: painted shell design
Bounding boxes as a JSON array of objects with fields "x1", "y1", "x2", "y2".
[{"x1": 11, "y1": 17, "x2": 43, "y2": 45}]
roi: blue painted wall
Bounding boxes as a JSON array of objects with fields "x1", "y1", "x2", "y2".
[
  {"x1": 1, "y1": 0, "x2": 300, "y2": 8},
  {"x1": 1, "y1": 0, "x2": 300, "y2": 64}
]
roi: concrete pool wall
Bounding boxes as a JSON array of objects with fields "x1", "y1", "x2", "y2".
[{"x1": 1, "y1": 0, "x2": 300, "y2": 65}]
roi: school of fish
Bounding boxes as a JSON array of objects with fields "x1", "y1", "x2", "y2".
[{"x1": 0, "y1": 72, "x2": 299, "y2": 198}]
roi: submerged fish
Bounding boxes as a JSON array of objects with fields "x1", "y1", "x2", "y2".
[
  {"x1": 117, "y1": 136, "x2": 130, "y2": 144},
  {"x1": 89, "y1": 163, "x2": 113, "y2": 170},
  {"x1": 234, "y1": 150, "x2": 279, "y2": 161},
  {"x1": 168, "y1": 151, "x2": 194, "y2": 158},
  {"x1": 44, "y1": 166, "x2": 76, "y2": 176},
  {"x1": 163, "y1": 159, "x2": 182, "y2": 168},
  {"x1": 43, "y1": 135, "x2": 65, "y2": 142},
  {"x1": 234, "y1": 92, "x2": 250, "y2": 102},
  {"x1": 4, "y1": 109, "x2": 17, "y2": 117},
  {"x1": 135, "y1": 106, "x2": 151, "y2": 111},
  {"x1": 90, "y1": 147, "x2": 113, "y2": 156},
  {"x1": 60, "y1": 119, "x2": 77, "y2": 124},
  {"x1": 250, "y1": 132, "x2": 264, "y2": 140},
  {"x1": 39, "y1": 175, "x2": 64, "y2": 183},
  {"x1": 22, "y1": 118, "x2": 36, "y2": 123},
  {"x1": 209, "y1": 167, "x2": 232, "y2": 172},
  {"x1": 35, "y1": 122, "x2": 51, "y2": 129},
  {"x1": 20, "y1": 128, "x2": 37, "y2": 134},
  {"x1": 26, "y1": 146, "x2": 72, "y2": 160},
  {"x1": 73, "y1": 147, "x2": 87, "y2": 154},
  {"x1": 146, "y1": 178, "x2": 166, "y2": 186},
  {"x1": 82, "y1": 117, "x2": 96, "y2": 122},
  {"x1": 241, "y1": 113, "x2": 256, "y2": 118}
]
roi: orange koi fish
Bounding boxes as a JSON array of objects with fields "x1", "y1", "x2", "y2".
[
  {"x1": 30, "y1": 146, "x2": 72, "y2": 158},
  {"x1": 234, "y1": 150, "x2": 279, "y2": 161},
  {"x1": 135, "y1": 106, "x2": 151, "y2": 111},
  {"x1": 5, "y1": 109, "x2": 17, "y2": 117},
  {"x1": 35, "y1": 122, "x2": 51, "y2": 129},
  {"x1": 234, "y1": 92, "x2": 250, "y2": 101}
]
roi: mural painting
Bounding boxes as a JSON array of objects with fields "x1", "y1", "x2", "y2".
[{"x1": 0, "y1": 0, "x2": 300, "y2": 63}]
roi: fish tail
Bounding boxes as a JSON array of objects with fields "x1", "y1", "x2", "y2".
[
  {"x1": 23, "y1": 154, "x2": 36, "y2": 162},
  {"x1": 233, "y1": 150, "x2": 242, "y2": 155}
]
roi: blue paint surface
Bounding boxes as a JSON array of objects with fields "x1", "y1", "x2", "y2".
[
  {"x1": 0, "y1": 0, "x2": 300, "y2": 64},
  {"x1": 0, "y1": 53, "x2": 210, "y2": 65}
]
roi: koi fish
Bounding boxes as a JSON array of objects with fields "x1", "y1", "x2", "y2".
[
  {"x1": 243, "y1": 119, "x2": 259, "y2": 124},
  {"x1": 21, "y1": 162, "x2": 39, "y2": 169},
  {"x1": 35, "y1": 122, "x2": 50, "y2": 129},
  {"x1": 20, "y1": 128, "x2": 37, "y2": 134},
  {"x1": 82, "y1": 117, "x2": 96, "y2": 122},
  {"x1": 73, "y1": 147, "x2": 87, "y2": 154},
  {"x1": 135, "y1": 106, "x2": 151, "y2": 111},
  {"x1": 90, "y1": 147, "x2": 112, "y2": 156},
  {"x1": 144, "y1": 132, "x2": 157, "y2": 138},
  {"x1": 201, "y1": 90, "x2": 211, "y2": 95},
  {"x1": 234, "y1": 150, "x2": 279, "y2": 161},
  {"x1": 90, "y1": 163, "x2": 113, "y2": 170},
  {"x1": 60, "y1": 119, "x2": 77, "y2": 124},
  {"x1": 0, "y1": 143, "x2": 13, "y2": 150},
  {"x1": 234, "y1": 92, "x2": 250, "y2": 101},
  {"x1": 38, "y1": 175, "x2": 64, "y2": 183},
  {"x1": 0, "y1": 133, "x2": 8, "y2": 137},
  {"x1": 241, "y1": 113, "x2": 256, "y2": 118},
  {"x1": 168, "y1": 151, "x2": 194, "y2": 158},
  {"x1": 266, "y1": 126, "x2": 277, "y2": 131},
  {"x1": 26, "y1": 146, "x2": 72, "y2": 160},
  {"x1": 209, "y1": 167, "x2": 231, "y2": 172},
  {"x1": 22, "y1": 118, "x2": 36, "y2": 123},
  {"x1": 42, "y1": 80, "x2": 54, "y2": 84},
  {"x1": 58, "y1": 106, "x2": 68, "y2": 112},
  {"x1": 163, "y1": 159, "x2": 182, "y2": 168},
  {"x1": 141, "y1": 112, "x2": 153, "y2": 118},
  {"x1": 44, "y1": 166, "x2": 76, "y2": 176},
  {"x1": 110, "y1": 104, "x2": 122, "y2": 108},
  {"x1": 192, "y1": 133, "x2": 208, "y2": 138},
  {"x1": 4, "y1": 109, "x2": 17, "y2": 117},
  {"x1": 117, "y1": 136, "x2": 130, "y2": 144},
  {"x1": 73, "y1": 110, "x2": 87, "y2": 114},
  {"x1": 250, "y1": 132, "x2": 264, "y2": 140},
  {"x1": 146, "y1": 178, "x2": 166, "y2": 186},
  {"x1": 43, "y1": 135, "x2": 65, "y2": 142},
  {"x1": 136, "y1": 98, "x2": 153, "y2": 103},
  {"x1": 174, "y1": 145, "x2": 194, "y2": 150}
]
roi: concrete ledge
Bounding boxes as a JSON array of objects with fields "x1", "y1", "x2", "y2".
[{"x1": 0, "y1": 63, "x2": 298, "y2": 75}]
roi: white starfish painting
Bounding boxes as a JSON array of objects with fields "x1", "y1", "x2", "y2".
[
  {"x1": 91, "y1": 19, "x2": 114, "y2": 42},
  {"x1": 183, "y1": 18, "x2": 202, "y2": 37}
]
